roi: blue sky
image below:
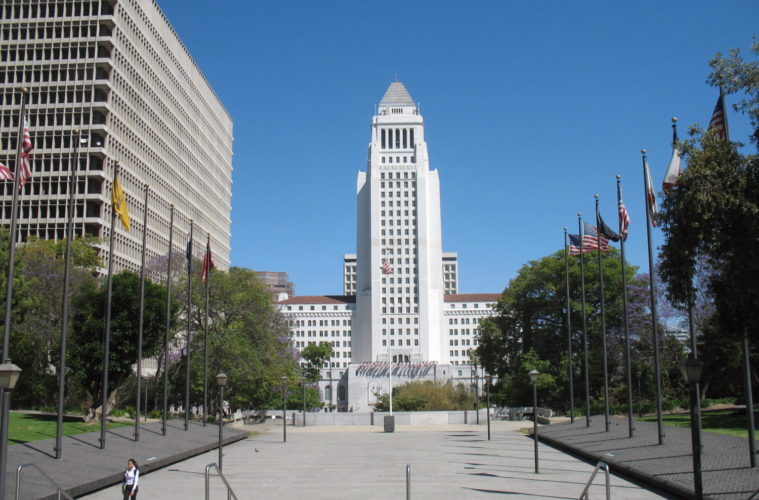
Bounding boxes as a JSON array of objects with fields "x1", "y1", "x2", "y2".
[{"x1": 159, "y1": 0, "x2": 757, "y2": 296}]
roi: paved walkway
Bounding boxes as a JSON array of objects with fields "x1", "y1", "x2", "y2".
[
  {"x1": 5, "y1": 419, "x2": 246, "y2": 499},
  {"x1": 539, "y1": 415, "x2": 759, "y2": 499},
  {"x1": 81, "y1": 420, "x2": 665, "y2": 499}
]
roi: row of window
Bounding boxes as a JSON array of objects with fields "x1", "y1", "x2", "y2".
[
  {"x1": 382, "y1": 329, "x2": 419, "y2": 336},
  {"x1": 1, "y1": 20, "x2": 110, "y2": 41},
  {"x1": 383, "y1": 339, "x2": 418, "y2": 347},
  {"x1": 285, "y1": 304, "x2": 351, "y2": 311},
  {"x1": 380, "y1": 128, "x2": 415, "y2": 150},
  {"x1": 449, "y1": 317, "x2": 479, "y2": 325},
  {"x1": 380, "y1": 156, "x2": 414, "y2": 164},
  {"x1": 380, "y1": 171, "x2": 415, "y2": 179},
  {"x1": 291, "y1": 331, "x2": 352, "y2": 338},
  {"x1": 1, "y1": 1, "x2": 110, "y2": 19},
  {"x1": 450, "y1": 339, "x2": 477, "y2": 346},
  {"x1": 289, "y1": 319, "x2": 351, "y2": 327}
]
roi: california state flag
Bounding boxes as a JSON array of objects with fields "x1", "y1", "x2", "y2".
[{"x1": 662, "y1": 147, "x2": 682, "y2": 194}]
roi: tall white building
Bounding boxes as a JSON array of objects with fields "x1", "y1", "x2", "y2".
[
  {"x1": 0, "y1": 0, "x2": 232, "y2": 271},
  {"x1": 355, "y1": 81, "x2": 444, "y2": 364},
  {"x1": 279, "y1": 81, "x2": 500, "y2": 411}
]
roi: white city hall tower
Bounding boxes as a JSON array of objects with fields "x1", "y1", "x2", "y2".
[
  {"x1": 279, "y1": 81, "x2": 500, "y2": 412},
  {"x1": 354, "y1": 81, "x2": 446, "y2": 364}
]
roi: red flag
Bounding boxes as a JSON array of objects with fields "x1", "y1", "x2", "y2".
[
  {"x1": 381, "y1": 259, "x2": 393, "y2": 274},
  {"x1": 0, "y1": 163, "x2": 13, "y2": 181},
  {"x1": 18, "y1": 115, "x2": 33, "y2": 187},
  {"x1": 618, "y1": 198, "x2": 630, "y2": 241},
  {"x1": 201, "y1": 240, "x2": 215, "y2": 283},
  {"x1": 644, "y1": 157, "x2": 658, "y2": 227}
]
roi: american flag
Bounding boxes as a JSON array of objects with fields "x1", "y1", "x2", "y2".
[
  {"x1": 707, "y1": 94, "x2": 727, "y2": 141},
  {"x1": 381, "y1": 259, "x2": 393, "y2": 274},
  {"x1": 0, "y1": 163, "x2": 13, "y2": 181},
  {"x1": 618, "y1": 198, "x2": 630, "y2": 241},
  {"x1": 201, "y1": 240, "x2": 215, "y2": 283},
  {"x1": 583, "y1": 222, "x2": 609, "y2": 251},
  {"x1": 568, "y1": 233, "x2": 589, "y2": 255},
  {"x1": 18, "y1": 115, "x2": 33, "y2": 187}
]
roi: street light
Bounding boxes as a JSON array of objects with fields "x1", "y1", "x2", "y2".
[
  {"x1": 679, "y1": 357, "x2": 704, "y2": 500},
  {"x1": 215, "y1": 372, "x2": 228, "y2": 471},
  {"x1": 281, "y1": 376, "x2": 288, "y2": 443},
  {"x1": 529, "y1": 369, "x2": 540, "y2": 474},
  {"x1": 484, "y1": 374, "x2": 492, "y2": 441},
  {"x1": 0, "y1": 362, "x2": 22, "y2": 500},
  {"x1": 301, "y1": 376, "x2": 307, "y2": 427},
  {"x1": 637, "y1": 370, "x2": 643, "y2": 418}
]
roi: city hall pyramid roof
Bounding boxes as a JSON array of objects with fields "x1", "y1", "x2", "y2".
[{"x1": 379, "y1": 80, "x2": 415, "y2": 106}]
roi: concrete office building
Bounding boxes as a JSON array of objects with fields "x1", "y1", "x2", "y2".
[
  {"x1": 279, "y1": 82, "x2": 500, "y2": 411},
  {"x1": 0, "y1": 0, "x2": 232, "y2": 272}
]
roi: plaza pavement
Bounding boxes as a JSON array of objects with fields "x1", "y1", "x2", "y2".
[
  {"x1": 81, "y1": 420, "x2": 667, "y2": 500},
  {"x1": 4, "y1": 418, "x2": 247, "y2": 499},
  {"x1": 539, "y1": 414, "x2": 759, "y2": 500}
]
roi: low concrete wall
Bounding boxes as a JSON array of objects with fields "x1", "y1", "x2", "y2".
[{"x1": 298, "y1": 410, "x2": 489, "y2": 426}]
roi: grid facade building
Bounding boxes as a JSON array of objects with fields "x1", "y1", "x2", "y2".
[{"x1": 0, "y1": 0, "x2": 232, "y2": 272}]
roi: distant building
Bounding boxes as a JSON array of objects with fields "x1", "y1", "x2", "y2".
[
  {"x1": 0, "y1": 0, "x2": 233, "y2": 272},
  {"x1": 256, "y1": 271, "x2": 294, "y2": 302},
  {"x1": 278, "y1": 82, "x2": 500, "y2": 411}
]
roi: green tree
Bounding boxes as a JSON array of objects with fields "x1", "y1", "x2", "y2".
[
  {"x1": 171, "y1": 266, "x2": 297, "y2": 413},
  {"x1": 708, "y1": 38, "x2": 759, "y2": 146},
  {"x1": 658, "y1": 120, "x2": 759, "y2": 398},
  {"x1": 68, "y1": 271, "x2": 176, "y2": 415},
  {"x1": 373, "y1": 381, "x2": 475, "y2": 411},
  {"x1": 300, "y1": 342, "x2": 333, "y2": 383},
  {"x1": 8, "y1": 236, "x2": 100, "y2": 409},
  {"x1": 476, "y1": 249, "x2": 685, "y2": 410}
]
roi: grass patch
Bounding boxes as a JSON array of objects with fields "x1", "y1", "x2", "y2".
[
  {"x1": 638, "y1": 409, "x2": 758, "y2": 438},
  {"x1": 8, "y1": 412, "x2": 130, "y2": 445}
]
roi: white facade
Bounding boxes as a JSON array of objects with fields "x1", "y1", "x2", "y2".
[
  {"x1": 277, "y1": 81, "x2": 501, "y2": 411},
  {"x1": 0, "y1": 0, "x2": 232, "y2": 272},
  {"x1": 354, "y1": 81, "x2": 446, "y2": 364}
]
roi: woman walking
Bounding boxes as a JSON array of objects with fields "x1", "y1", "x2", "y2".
[{"x1": 122, "y1": 459, "x2": 139, "y2": 499}]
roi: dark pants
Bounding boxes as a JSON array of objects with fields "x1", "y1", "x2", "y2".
[{"x1": 122, "y1": 484, "x2": 138, "y2": 500}]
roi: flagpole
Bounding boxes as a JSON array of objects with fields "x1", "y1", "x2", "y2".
[
  {"x1": 578, "y1": 213, "x2": 591, "y2": 427},
  {"x1": 134, "y1": 183, "x2": 149, "y2": 441},
  {"x1": 564, "y1": 227, "x2": 574, "y2": 423},
  {"x1": 203, "y1": 233, "x2": 210, "y2": 427},
  {"x1": 617, "y1": 175, "x2": 634, "y2": 438},
  {"x1": 55, "y1": 128, "x2": 81, "y2": 459},
  {"x1": 185, "y1": 220, "x2": 193, "y2": 431},
  {"x1": 100, "y1": 160, "x2": 121, "y2": 450},
  {"x1": 162, "y1": 204, "x2": 174, "y2": 436},
  {"x1": 641, "y1": 149, "x2": 664, "y2": 445},
  {"x1": 0, "y1": 88, "x2": 29, "y2": 500},
  {"x1": 594, "y1": 196, "x2": 610, "y2": 432}
]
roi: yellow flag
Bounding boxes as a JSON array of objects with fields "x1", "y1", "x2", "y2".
[{"x1": 112, "y1": 175, "x2": 131, "y2": 231}]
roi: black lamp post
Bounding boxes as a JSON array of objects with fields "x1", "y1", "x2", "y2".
[
  {"x1": 529, "y1": 369, "x2": 540, "y2": 474},
  {"x1": 302, "y1": 377, "x2": 307, "y2": 427},
  {"x1": 485, "y1": 374, "x2": 492, "y2": 441},
  {"x1": 0, "y1": 362, "x2": 21, "y2": 500},
  {"x1": 637, "y1": 370, "x2": 643, "y2": 418},
  {"x1": 215, "y1": 372, "x2": 227, "y2": 471},
  {"x1": 679, "y1": 358, "x2": 704, "y2": 500},
  {"x1": 281, "y1": 376, "x2": 288, "y2": 443}
]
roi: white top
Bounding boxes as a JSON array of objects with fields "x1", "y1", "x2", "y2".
[{"x1": 124, "y1": 468, "x2": 139, "y2": 492}]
